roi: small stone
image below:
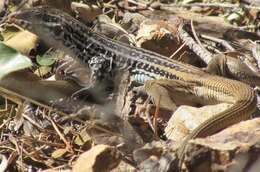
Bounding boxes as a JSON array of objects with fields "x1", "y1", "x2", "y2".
[
  {"x1": 165, "y1": 103, "x2": 231, "y2": 142},
  {"x1": 72, "y1": 145, "x2": 121, "y2": 172},
  {"x1": 41, "y1": 170, "x2": 70, "y2": 172},
  {"x1": 133, "y1": 142, "x2": 179, "y2": 172},
  {"x1": 183, "y1": 118, "x2": 260, "y2": 171}
]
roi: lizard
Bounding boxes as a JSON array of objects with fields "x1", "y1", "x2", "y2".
[{"x1": 8, "y1": 6, "x2": 259, "y2": 171}]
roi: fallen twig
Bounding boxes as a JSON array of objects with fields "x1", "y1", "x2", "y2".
[{"x1": 161, "y1": 2, "x2": 260, "y2": 11}]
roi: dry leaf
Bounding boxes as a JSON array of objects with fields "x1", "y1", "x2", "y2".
[{"x1": 4, "y1": 30, "x2": 39, "y2": 56}]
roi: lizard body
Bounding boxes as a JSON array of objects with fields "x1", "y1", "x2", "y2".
[{"x1": 9, "y1": 7, "x2": 258, "y2": 170}]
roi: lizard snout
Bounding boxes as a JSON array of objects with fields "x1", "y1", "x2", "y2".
[{"x1": 7, "y1": 11, "x2": 33, "y2": 30}]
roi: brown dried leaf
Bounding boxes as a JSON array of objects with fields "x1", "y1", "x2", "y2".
[
  {"x1": 71, "y1": 2, "x2": 102, "y2": 23},
  {"x1": 72, "y1": 145, "x2": 121, "y2": 172}
]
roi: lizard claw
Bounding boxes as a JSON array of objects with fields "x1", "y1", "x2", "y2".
[{"x1": 71, "y1": 87, "x2": 93, "y2": 101}]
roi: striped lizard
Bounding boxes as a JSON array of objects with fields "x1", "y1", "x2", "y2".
[{"x1": 8, "y1": 7, "x2": 258, "y2": 170}]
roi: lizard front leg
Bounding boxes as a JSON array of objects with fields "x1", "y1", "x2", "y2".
[
  {"x1": 144, "y1": 79, "x2": 200, "y2": 110},
  {"x1": 139, "y1": 79, "x2": 200, "y2": 136},
  {"x1": 71, "y1": 55, "x2": 113, "y2": 102},
  {"x1": 133, "y1": 82, "x2": 178, "y2": 135}
]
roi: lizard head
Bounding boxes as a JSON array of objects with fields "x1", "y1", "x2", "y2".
[
  {"x1": 8, "y1": 6, "x2": 64, "y2": 34},
  {"x1": 8, "y1": 7, "x2": 80, "y2": 56},
  {"x1": 10, "y1": 7, "x2": 44, "y2": 30}
]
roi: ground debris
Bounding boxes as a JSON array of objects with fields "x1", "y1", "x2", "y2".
[
  {"x1": 72, "y1": 144, "x2": 121, "y2": 172},
  {"x1": 1, "y1": 0, "x2": 260, "y2": 171}
]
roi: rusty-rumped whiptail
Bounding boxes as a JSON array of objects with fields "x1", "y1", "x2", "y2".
[{"x1": 8, "y1": 7, "x2": 258, "y2": 170}]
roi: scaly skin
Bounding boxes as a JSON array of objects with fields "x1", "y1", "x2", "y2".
[{"x1": 9, "y1": 7, "x2": 257, "y2": 171}]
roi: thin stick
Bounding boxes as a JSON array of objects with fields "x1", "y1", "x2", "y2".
[
  {"x1": 190, "y1": 20, "x2": 209, "y2": 56},
  {"x1": 46, "y1": 115, "x2": 73, "y2": 152},
  {"x1": 200, "y1": 34, "x2": 235, "y2": 51},
  {"x1": 169, "y1": 42, "x2": 186, "y2": 59},
  {"x1": 178, "y1": 24, "x2": 213, "y2": 64},
  {"x1": 127, "y1": 0, "x2": 154, "y2": 11},
  {"x1": 161, "y1": 2, "x2": 260, "y2": 11},
  {"x1": 153, "y1": 95, "x2": 161, "y2": 140}
]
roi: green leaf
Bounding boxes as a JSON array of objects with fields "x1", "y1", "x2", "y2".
[
  {"x1": 182, "y1": 0, "x2": 201, "y2": 4},
  {"x1": 74, "y1": 129, "x2": 92, "y2": 146},
  {"x1": 0, "y1": 42, "x2": 32, "y2": 79},
  {"x1": 226, "y1": 12, "x2": 241, "y2": 22},
  {"x1": 0, "y1": 33, "x2": 3, "y2": 41},
  {"x1": 51, "y1": 149, "x2": 67, "y2": 159},
  {"x1": 36, "y1": 54, "x2": 56, "y2": 66}
]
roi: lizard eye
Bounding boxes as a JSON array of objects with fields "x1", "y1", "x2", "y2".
[
  {"x1": 17, "y1": 19, "x2": 30, "y2": 29},
  {"x1": 42, "y1": 13, "x2": 50, "y2": 22},
  {"x1": 19, "y1": 19, "x2": 25, "y2": 25},
  {"x1": 53, "y1": 25, "x2": 63, "y2": 36}
]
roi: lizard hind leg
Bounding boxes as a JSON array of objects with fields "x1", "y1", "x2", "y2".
[
  {"x1": 71, "y1": 55, "x2": 114, "y2": 103},
  {"x1": 206, "y1": 54, "x2": 260, "y2": 87},
  {"x1": 136, "y1": 80, "x2": 178, "y2": 136}
]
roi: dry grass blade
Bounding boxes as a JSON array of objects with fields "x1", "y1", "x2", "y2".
[
  {"x1": 153, "y1": 95, "x2": 161, "y2": 140},
  {"x1": 45, "y1": 115, "x2": 73, "y2": 152}
]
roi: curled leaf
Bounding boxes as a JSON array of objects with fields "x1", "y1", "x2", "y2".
[{"x1": 0, "y1": 42, "x2": 32, "y2": 79}]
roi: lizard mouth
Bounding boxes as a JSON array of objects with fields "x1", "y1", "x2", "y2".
[{"x1": 7, "y1": 11, "x2": 32, "y2": 30}]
